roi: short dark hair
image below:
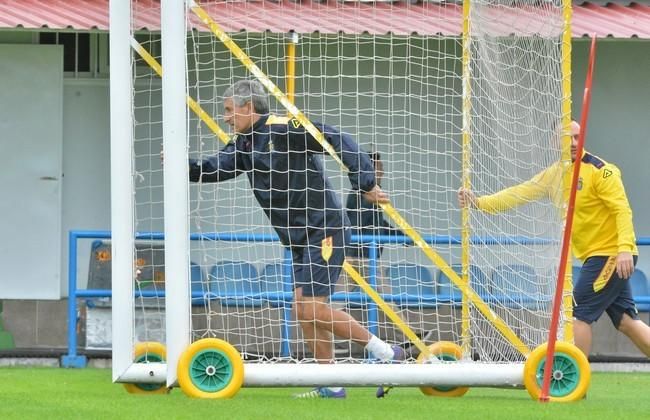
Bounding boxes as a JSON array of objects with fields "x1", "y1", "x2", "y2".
[{"x1": 370, "y1": 151, "x2": 381, "y2": 163}]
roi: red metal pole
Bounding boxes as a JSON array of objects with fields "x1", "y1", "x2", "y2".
[{"x1": 539, "y1": 35, "x2": 597, "y2": 402}]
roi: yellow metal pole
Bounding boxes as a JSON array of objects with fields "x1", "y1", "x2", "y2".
[
  {"x1": 560, "y1": 0, "x2": 574, "y2": 343},
  {"x1": 460, "y1": 0, "x2": 472, "y2": 358},
  {"x1": 189, "y1": 0, "x2": 530, "y2": 356},
  {"x1": 285, "y1": 32, "x2": 298, "y2": 115}
]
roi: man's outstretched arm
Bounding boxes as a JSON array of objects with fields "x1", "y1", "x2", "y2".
[
  {"x1": 458, "y1": 166, "x2": 556, "y2": 213},
  {"x1": 287, "y1": 119, "x2": 387, "y2": 202},
  {"x1": 188, "y1": 141, "x2": 242, "y2": 183}
]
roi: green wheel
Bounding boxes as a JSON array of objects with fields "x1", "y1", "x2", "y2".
[
  {"x1": 123, "y1": 342, "x2": 169, "y2": 394},
  {"x1": 177, "y1": 338, "x2": 244, "y2": 399},
  {"x1": 524, "y1": 341, "x2": 590, "y2": 402},
  {"x1": 417, "y1": 341, "x2": 469, "y2": 397}
]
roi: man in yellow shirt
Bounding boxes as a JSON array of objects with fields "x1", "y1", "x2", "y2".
[{"x1": 458, "y1": 120, "x2": 649, "y2": 358}]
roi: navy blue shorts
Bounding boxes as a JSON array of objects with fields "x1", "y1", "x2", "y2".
[
  {"x1": 573, "y1": 255, "x2": 639, "y2": 328},
  {"x1": 292, "y1": 229, "x2": 350, "y2": 297}
]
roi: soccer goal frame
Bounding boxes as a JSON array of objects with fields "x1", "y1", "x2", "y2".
[{"x1": 110, "y1": 0, "x2": 590, "y2": 401}]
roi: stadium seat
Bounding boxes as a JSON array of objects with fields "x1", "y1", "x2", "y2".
[
  {"x1": 437, "y1": 264, "x2": 490, "y2": 303},
  {"x1": 260, "y1": 262, "x2": 292, "y2": 297},
  {"x1": 629, "y1": 269, "x2": 650, "y2": 312},
  {"x1": 491, "y1": 264, "x2": 545, "y2": 308},
  {"x1": 387, "y1": 264, "x2": 435, "y2": 306},
  {"x1": 208, "y1": 261, "x2": 260, "y2": 300}
]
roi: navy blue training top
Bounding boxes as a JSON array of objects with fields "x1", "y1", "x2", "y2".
[{"x1": 189, "y1": 114, "x2": 376, "y2": 248}]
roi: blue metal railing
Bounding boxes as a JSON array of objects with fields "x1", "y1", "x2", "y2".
[{"x1": 62, "y1": 230, "x2": 650, "y2": 367}]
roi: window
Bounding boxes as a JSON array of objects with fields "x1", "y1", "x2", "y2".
[
  {"x1": 39, "y1": 32, "x2": 109, "y2": 78},
  {"x1": 40, "y1": 32, "x2": 90, "y2": 73}
]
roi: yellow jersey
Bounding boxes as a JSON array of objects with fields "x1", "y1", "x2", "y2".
[{"x1": 476, "y1": 152, "x2": 638, "y2": 261}]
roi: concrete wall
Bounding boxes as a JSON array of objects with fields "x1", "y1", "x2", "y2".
[{"x1": 0, "y1": 31, "x2": 648, "y2": 359}]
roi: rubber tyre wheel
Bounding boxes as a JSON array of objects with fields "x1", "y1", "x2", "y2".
[
  {"x1": 417, "y1": 341, "x2": 469, "y2": 397},
  {"x1": 177, "y1": 338, "x2": 244, "y2": 399},
  {"x1": 123, "y1": 341, "x2": 169, "y2": 394},
  {"x1": 523, "y1": 341, "x2": 590, "y2": 402}
]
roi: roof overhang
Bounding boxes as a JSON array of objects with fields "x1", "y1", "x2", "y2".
[{"x1": 0, "y1": 0, "x2": 648, "y2": 39}]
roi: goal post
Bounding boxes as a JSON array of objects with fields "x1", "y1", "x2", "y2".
[
  {"x1": 111, "y1": 0, "x2": 589, "y2": 400},
  {"x1": 109, "y1": 0, "x2": 137, "y2": 382},
  {"x1": 160, "y1": 0, "x2": 191, "y2": 387}
]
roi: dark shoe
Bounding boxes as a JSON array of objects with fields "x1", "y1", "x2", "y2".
[
  {"x1": 375, "y1": 346, "x2": 406, "y2": 398},
  {"x1": 376, "y1": 386, "x2": 393, "y2": 398},
  {"x1": 293, "y1": 387, "x2": 347, "y2": 399}
]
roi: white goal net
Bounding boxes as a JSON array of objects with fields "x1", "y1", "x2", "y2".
[{"x1": 112, "y1": 0, "x2": 571, "y2": 390}]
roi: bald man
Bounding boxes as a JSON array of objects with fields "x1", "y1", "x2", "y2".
[{"x1": 458, "y1": 120, "x2": 650, "y2": 359}]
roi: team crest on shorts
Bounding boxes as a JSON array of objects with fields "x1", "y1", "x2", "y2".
[{"x1": 321, "y1": 236, "x2": 333, "y2": 262}]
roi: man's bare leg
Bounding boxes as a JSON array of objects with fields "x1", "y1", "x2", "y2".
[
  {"x1": 618, "y1": 313, "x2": 650, "y2": 357},
  {"x1": 573, "y1": 319, "x2": 593, "y2": 357},
  {"x1": 294, "y1": 287, "x2": 372, "y2": 362}
]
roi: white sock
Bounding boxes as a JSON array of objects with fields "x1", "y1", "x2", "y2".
[{"x1": 365, "y1": 335, "x2": 394, "y2": 361}]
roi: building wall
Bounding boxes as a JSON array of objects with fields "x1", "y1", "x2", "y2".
[{"x1": 60, "y1": 80, "x2": 112, "y2": 294}]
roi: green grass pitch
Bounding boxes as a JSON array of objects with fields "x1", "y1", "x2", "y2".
[{"x1": 0, "y1": 368, "x2": 648, "y2": 419}]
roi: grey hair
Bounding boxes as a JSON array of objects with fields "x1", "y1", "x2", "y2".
[{"x1": 223, "y1": 80, "x2": 269, "y2": 114}]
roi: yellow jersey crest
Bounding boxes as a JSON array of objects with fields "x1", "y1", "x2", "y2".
[
  {"x1": 321, "y1": 236, "x2": 333, "y2": 262},
  {"x1": 290, "y1": 118, "x2": 302, "y2": 129}
]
